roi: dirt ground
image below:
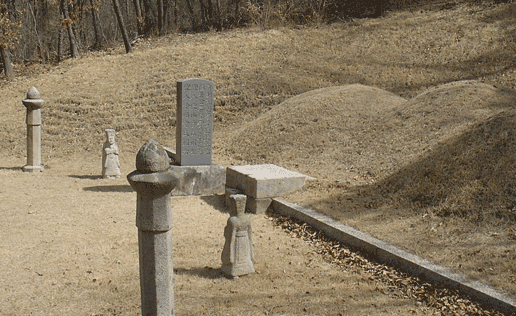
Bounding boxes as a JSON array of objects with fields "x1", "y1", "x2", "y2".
[
  {"x1": 1, "y1": 1, "x2": 516, "y2": 314},
  {"x1": 0, "y1": 155, "x2": 442, "y2": 316}
]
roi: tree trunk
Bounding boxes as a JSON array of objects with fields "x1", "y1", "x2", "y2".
[
  {"x1": 132, "y1": 0, "x2": 143, "y2": 35},
  {"x1": 89, "y1": 0, "x2": 103, "y2": 49},
  {"x1": 234, "y1": 0, "x2": 240, "y2": 25},
  {"x1": 112, "y1": 0, "x2": 132, "y2": 53},
  {"x1": 206, "y1": 0, "x2": 214, "y2": 26},
  {"x1": 0, "y1": 45, "x2": 14, "y2": 80},
  {"x1": 157, "y1": 0, "x2": 163, "y2": 35},
  {"x1": 199, "y1": 0, "x2": 207, "y2": 27},
  {"x1": 60, "y1": 0, "x2": 79, "y2": 58},
  {"x1": 174, "y1": 0, "x2": 178, "y2": 28},
  {"x1": 214, "y1": 0, "x2": 221, "y2": 29},
  {"x1": 67, "y1": 21, "x2": 79, "y2": 58},
  {"x1": 57, "y1": 28, "x2": 64, "y2": 62},
  {"x1": 142, "y1": 0, "x2": 156, "y2": 35},
  {"x1": 184, "y1": 0, "x2": 196, "y2": 29}
]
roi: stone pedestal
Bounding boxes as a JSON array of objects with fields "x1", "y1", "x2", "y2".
[
  {"x1": 169, "y1": 164, "x2": 225, "y2": 196},
  {"x1": 127, "y1": 140, "x2": 177, "y2": 316},
  {"x1": 164, "y1": 147, "x2": 225, "y2": 196},
  {"x1": 226, "y1": 164, "x2": 311, "y2": 214},
  {"x1": 22, "y1": 87, "x2": 44, "y2": 173}
]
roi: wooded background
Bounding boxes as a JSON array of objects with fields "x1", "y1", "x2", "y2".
[{"x1": 0, "y1": 0, "x2": 451, "y2": 79}]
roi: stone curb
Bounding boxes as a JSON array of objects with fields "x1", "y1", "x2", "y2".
[{"x1": 271, "y1": 198, "x2": 516, "y2": 314}]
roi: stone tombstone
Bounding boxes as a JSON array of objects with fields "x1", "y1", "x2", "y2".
[
  {"x1": 102, "y1": 129, "x2": 121, "y2": 179},
  {"x1": 176, "y1": 78, "x2": 214, "y2": 166},
  {"x1": 221, "y1": 194, "x2": 255, "y2": 277}
]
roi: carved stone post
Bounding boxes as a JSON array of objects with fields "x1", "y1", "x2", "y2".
[
  {"x1": 127, "y1": 139, "x2": 176, "y2": 316},
  {"x1": 22, "y1": 87, "x2": 44, "y2": 173}
]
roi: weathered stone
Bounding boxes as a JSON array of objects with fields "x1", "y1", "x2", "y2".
[
  {"x1": 26, "y1": 86, "x2": 40, "y2": 99},
  {"x1": 163, "y1": 146, "x2": 178, "y2": 164},
  {"x1": 176, "y1": 78, "x2": 215, "y2": 166},
  {"x1": 127, "y1": 170, "x2": 177, "y2": 200},
  {"x1": 221, "y1": 194, "x2": 255, "y2": 277},
  {"x1": 102, "y1": 129, "x2": 121, "y2": 179},
  {"x1": 23, "y1": 87, "x2": 44, "y2": 111},
  {"x1": 127, "y1": 142, "x2": 178, "y2": 316},
  {"x1": 169, "y1": 164, "x2": 225, "y2": 196},
  {"x1": 224, "y1": 187, "x2": 242, "y2": 209},
  {"x1": 136, "y1": 139, "x2": 170, "y2": 174},
  {"x1": 139, "y1": 229, "x2": 174, "y2": 315},
  {"x1": 226, "y1": 164, "x2": 310, "y2": 198},
  {"x1": 22, "y1": 87, "x2": 44, "y2": 173},
  {"x1": 246, "y1": 196, "x2": 272, "y2": 214}
]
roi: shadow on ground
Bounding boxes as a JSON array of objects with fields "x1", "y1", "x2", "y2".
[
  {"x1": 174, "y1": 266, "x2": 224, "y2": 279},
  {"x1": 0, "y1": 166, "x2": 22, "y2": 171},
  {"x1": 201, "y1": 195, "x2": 228, "y2": 214},
  {"x1": 69, "y1": 175, "x2": 104, "y2": 180},
  {"x1": 83, "y1": 185, "x2": 134, "y2": 193}
]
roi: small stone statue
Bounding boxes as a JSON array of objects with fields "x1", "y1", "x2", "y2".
[
  {"x1": 102, "y1": 129, "x2": 121, "y2": 179},
  {"x1": 221, "y1": 194, "x2": 255, "y2": 277}
]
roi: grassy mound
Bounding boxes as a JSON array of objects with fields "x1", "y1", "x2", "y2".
[
  {"x1": 222, "y1": 84, "x2": 407, "y2": 180},
  {"x1": 226, "y1": 81, "x2": 516, "y2": 225}
]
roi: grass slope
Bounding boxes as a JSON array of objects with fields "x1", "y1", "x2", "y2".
[{"x1": 0, "y1": 0, "x2": 516, "y2": 304}]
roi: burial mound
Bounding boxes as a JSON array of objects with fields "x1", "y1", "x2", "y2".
[{"x1": 225, "y1": 81, "x2": 516, "y2": 194}]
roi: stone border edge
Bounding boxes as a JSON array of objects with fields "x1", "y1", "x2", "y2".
[{"x1": 271, "y1": 198, "x2": 516, "y2": 314}]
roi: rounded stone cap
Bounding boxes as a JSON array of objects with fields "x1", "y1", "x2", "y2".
[
  {"x1": 27, "y1": 87, "x2": 40, "y2": 99},
  {"x1": 136, "y1": 139, "x2": 170, "y2": 174},
  {"x1": 22, "y1": 87, "x2": 44, "y2": 109}
]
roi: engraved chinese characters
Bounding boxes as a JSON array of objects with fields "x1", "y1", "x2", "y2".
[{"x1": 176, "y1": 79, "x2": 214, "y2": 166}]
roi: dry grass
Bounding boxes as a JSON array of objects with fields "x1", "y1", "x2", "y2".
[{"x1": 1, "y1": 0, "x2": 516, "y2": 312}]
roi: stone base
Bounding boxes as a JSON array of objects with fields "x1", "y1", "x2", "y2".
[
  {"x1": 246, "y1": 197, "x2": 272, "y2": 214},
  {"x1": 22, "y1": 165, "x2": 44, "y2": 173},
  {"x1": 221, "y1": 262, "x2": 255, "y2": 277},
  {"x1": 169, "y1": 164, "x2": 225, "y2": 196},
  {"x1": 226, "y1": 164, "x2": 310, "y2": 198}
]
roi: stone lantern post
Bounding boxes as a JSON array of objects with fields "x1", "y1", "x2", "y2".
[
  {"x1": 22, "y1": 87, "x2": 44, "y2": 173},
  {"x1": 127, "y1": 139, "x2": 177, "y2": 316}
]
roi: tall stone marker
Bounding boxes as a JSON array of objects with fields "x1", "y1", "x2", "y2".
[
  {"x1": 127, "y1": 139, "x2": 177, "y2": 316},
  {"x1": 22, "y1": 87, "x2": 44, "y2": 173},
  {"x1": 176, "y1": 78, "x2": 214, "y2": 166}
]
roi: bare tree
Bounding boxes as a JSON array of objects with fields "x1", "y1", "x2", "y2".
[
  {"x1": 0, "y1": 44, "x2": 13, "y2": 79},
  {"x1": 60, "y1": 0, "x2": 80, "y2": 58},
  {"x1": 132, "y1": 0, "x2": 143, "y2": 35},
  {"x1": 112, "y1": 0, "x2": 131, "y2": 53},
  {"x1": 57, "y1": 27, "x2": 64, "y2": 62},
  {"x1": 0, "y1": 1, "x2": 19, "y2": 80},
  {"x1": 157, "y1": 0, "x2": 163, "y2": 34},
  {"x1": 89, "y1": 0, "x2": 105, "y2": 49}
]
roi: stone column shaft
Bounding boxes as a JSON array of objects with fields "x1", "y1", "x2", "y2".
[
  {"x1": 22, "y1": 87, "x2": 44, "y2": 173},
  {"x1": 136, "y1": 192, "x2": 174, "y2": 316},
  {"x1": 139, "y1": 229, "x2": 174, "y2": 315},
  {"x1": 26, "y1": 123, "x2": 41, "y2": 167},
  {"x1": 128, "y1": 139, "x2": 177, "y2": 316}
]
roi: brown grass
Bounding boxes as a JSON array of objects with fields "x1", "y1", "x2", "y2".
[{"x1": 1, "y1": 0, "x2": 516, "y2": 312}]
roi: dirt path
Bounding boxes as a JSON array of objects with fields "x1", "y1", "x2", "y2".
[{"x1": 0, "y1": 154, "x2": 441, "y2": 315}]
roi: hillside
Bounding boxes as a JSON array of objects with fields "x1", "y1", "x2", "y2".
[{"x1": 1, "y1": 0, "x2": 516, "y2": 307}]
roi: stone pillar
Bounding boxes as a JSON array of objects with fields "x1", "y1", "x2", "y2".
[
  {"x1": 127, "y1": 139, "x2": 177, "y2": 316},
  {"x1": 22, "y1": 87, "x2": 44, "y2": 173}
]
